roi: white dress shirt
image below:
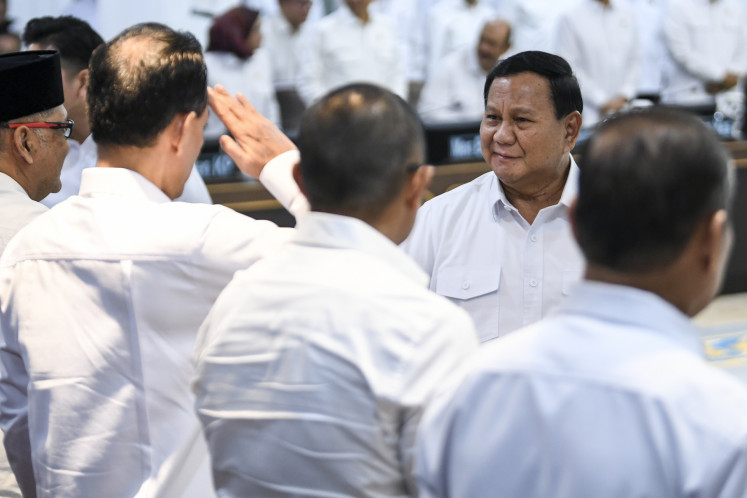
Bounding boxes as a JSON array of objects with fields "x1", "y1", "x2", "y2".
[
  {"x1": 497, "y1": 0, "x2": 582, "y2": 53},
  {"x1": 553, "y1": 0, "x2": 640, "y2": 126},
  {"x1": 662, "y1": 0, "x2": 747, "y2": 105},
  {"x1": 371, "y1": 0, "x2": 426, "y2": 83},
  {"x1": 297, "y1": 5, "x2": 407, "y2": 105},
  {"x1": 620, "y1": 0, "x2": 670, "y2": 96},
  {"x1": 401, "y1": 158, "x2": 584, "y2": 342},
  {"x1": 418, "y1": 45, "x2": 487, "y2": 123},
  {"x1": 261, "y1": 13, "x2": 310, "y2": 90},
  {"x1": 204, "y1": 48, "x2": 281, "y2": 138},
  {"x1": 425, "y1": 0, "x2": 495, "y2": 79},
  {"x1": 41, "y1": 135, "x2": 212, "y2": 206},
  {"x1": 0, "y1": 167, "x2": 294, "y2": 497},
  {"x1": 415, "y1": 281, "x2": 747, "y2": 497},
  {"x1": 193, "y1": 212, "x2": 479, "y2": 497},
  {"x1": 0, "y1": 173, "x2": 46, "y2": 257}
]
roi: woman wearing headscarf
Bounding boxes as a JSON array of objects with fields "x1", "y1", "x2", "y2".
[{"x1": 204, "y1": 6, "x2": 281, "y2": 139}]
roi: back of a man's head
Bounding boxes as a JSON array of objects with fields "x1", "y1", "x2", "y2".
[
  {"x1": 576, "y1": 108, "x2": 733, "y2": 273},
  {"x1": 88, "y1": 23, "x2": 207, "y2": 149},
  {"x1": 298, "y1": 83, "x2": 425, "y2": 219},
  {"x1": 484, "y1": 50, "x2": 583, "y2": 119},
  {"x1": 22, "y1": 16, "x2": 103, "y2": 73}
]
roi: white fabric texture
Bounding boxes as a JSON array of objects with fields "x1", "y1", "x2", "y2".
[
  {"x1": 193, "y1": 211, "x2": 478, "y2": 497},
  {"x1": 415, "y1": 280, "x2": 747, "y2": 497},
  {"x1": 0, "y1": 167, "x2": 293, "y2": 497},
  {"x1": 401, "y1": 158, "x2": 584, "y2": 342},
  {"x1": 297, "y1": 5, "x2": 407, "y2": 105},
  {"x1": 418, "y1": 45, "x2": 487, "y2": 123},
  {"x1": 620, "y1": 0, "x2": 670, "y2": 95},
  {"x1": 497, "y1": 0, "x2": 582, "y2": 53},
  {"x1": 261, "y1": 13, "x2": 311, "y2": 90},
  {"x1": 204, "y1": 48, "x2": 281, "y2": 138},
  {"x1": 662, "y1": 0, "x2": 747, "y2": 104},
  {"x1": 553, "y1": 0, "x2": 640, "y2": 126},
  {"x1": 0, "y1": 173, "x2": 47, "y2": 257},
  {"x1": 425, "y1": 0, "x2": 495, "y2": 79}
]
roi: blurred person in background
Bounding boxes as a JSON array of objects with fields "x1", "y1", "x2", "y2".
[
  {"x1": 297, "y1": 0, "x2": 406, "y2": 105},
  {"x1": 204, "y1": 5, "x2": 280, "y2": 139},
  {"x1": 418, "y1": 18, "x2": 511, "y2": 123},
  {"x1": 261, "y1": 0, "x2": 313, "y2": 131}
]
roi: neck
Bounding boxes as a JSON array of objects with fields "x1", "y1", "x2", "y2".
[
  {"x1": 501, "y1": 158, "x2": 570, "y2": 225},
  {"x1": 96, "y1": 144, "x2": 174, "y2": 197},
  {"x1": 584, "y1": 262, "x2": 701, "y2": 317},
  {"x1": 348, "y1": 5, "x2": 369, "y2": 23},
  {"x1": 71, "y1": 124, "x2": 90, "y2": 145}
]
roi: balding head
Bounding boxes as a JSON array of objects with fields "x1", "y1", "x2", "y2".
[
  {"x1": 298, "y1": 83, "x2": 426, "y2": 221},
  {"x1": 477, "y1": 19, "x2": 511, "y2": 73}
]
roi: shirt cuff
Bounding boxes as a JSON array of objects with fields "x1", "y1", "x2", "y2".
[{"x1": 258, "y1": 150, "x2": 310, "y2": 218}]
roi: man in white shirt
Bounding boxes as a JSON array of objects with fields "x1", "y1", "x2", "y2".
[
  {"x1": 0, "y1": 50, "x2": 69, "y2": 257},
  {"x1": 193, "y1": 83, "x2": 479, "y2": 497},
  {"x1": 497, "y1": 0, "x2": 581, "y2": 53},
  {"x1": 553, "y1": 0, "x2": 640, "y2": 126},
  {"x1": 425, "y1": 0, "x2": 496, "y2": 79},
  {"x1": 418, "y1": 18, "x2": 511, "y2": 123},
  {"x1": 401, "y1": 51, "x2": 585, "y2": 342},
  {"x1": 0, "y1": 23, "x2": 302, "y2": 498},
  {"x1": 24, "y1": 16, "x2": 212, "y2": 207},
  {"x1": 297, "y1": 0, "x2": 407, "y2": 105},
  {"x1": 261, "y1": 0, "x2": 312, "y2": 130},
  {"x1": 415, "y1": 108, "x2": 747, "y2": 497},
  {"x1": 662, "y1": 0, "x2": 747, "y2": 105}
]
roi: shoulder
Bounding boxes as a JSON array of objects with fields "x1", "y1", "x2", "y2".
[{"x1": 419, "y1": 171, "x2": 495, "y2": 218}]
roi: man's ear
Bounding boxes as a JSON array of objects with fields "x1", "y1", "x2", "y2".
[
  {"x1": 564, "y1": 111, "x2": 583, "y2": 151},
  {"x1": 404, "y1": 165, "x2": 434, "y2": 211},
  {"x1": 76, "y1": 68, "x2": 90, "y2": 99},
  {"x1": 699, "y1": 209, "x2": 731, "y2": 275},
  {"x1": 171, "y1": 111, "x2": 194, "y2": 153},
  {"x1": 12, "y1": 126, "x2": 35, "y2": 164}
]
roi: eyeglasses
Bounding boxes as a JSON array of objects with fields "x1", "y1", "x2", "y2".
[{"x1": 1, "y1": 119, "x2": 75, "y2": 139}]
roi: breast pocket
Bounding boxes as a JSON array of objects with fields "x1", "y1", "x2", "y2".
[{"x1": 435, "y1": 265, "x2": 501, "y2": 342}]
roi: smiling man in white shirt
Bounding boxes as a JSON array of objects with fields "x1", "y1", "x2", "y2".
[
  {"x1": 402, "y1": 51, "x2": 584, "y2": 342},
  {"x1": 0, "y1": 23, "x2": 302, "y2": 498}
]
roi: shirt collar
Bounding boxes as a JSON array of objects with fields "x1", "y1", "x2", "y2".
[
  {"x1": 0, "y1": 171, "x2": 30, "y2": 198},
  {"x1": 294, "y1": 211, "x2": 429, "y2": 287},
  {"x1": 79, "y1": 167, "x2": 171, "y2": 203},
  {"x1": 563, "y1": 280, "x2": 703, "y2": 355},
  {"x1": 495, "y1": 154, "x2": 579, "y2": 213}
]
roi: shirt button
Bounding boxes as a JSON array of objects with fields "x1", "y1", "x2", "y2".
[
  {"x1": 530, "y1": 234, "x2": 538, "y2": 242},
  {"x1": 529, "y1": 279, "x2": 538, "y2": 287},
  {"x1": 461, "y1": 282, "x2": 470, "y2": 290}
]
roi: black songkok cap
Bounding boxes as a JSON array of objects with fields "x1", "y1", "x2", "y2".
[{"x1": 0, "y1": 50, "x2": 64, "y2": 122}]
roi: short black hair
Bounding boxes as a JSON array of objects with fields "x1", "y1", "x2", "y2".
[
  {"x1": 298, "y1": 83, "x2": 425, "y2": 217},
  {"x1": 484, "y1": 51, "x2": 583, "y2": 119},
  {"x1": 88, "y1": 23, "x2": 207, "y2": 148},
  {"x1": 576, "y1": 107, "x2": 733, "y2": 272},
  {"x1": 22, "y1": 16, "x2": 104, "y2": 73}
]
